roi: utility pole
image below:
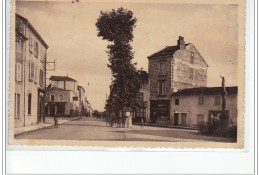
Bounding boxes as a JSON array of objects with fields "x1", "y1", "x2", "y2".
[
  {"x1": 44, "y1": 59, "x2": 57, "y2": 123},
  {"x1": 220, "y1": 75, "x2": 227, "y2": 129}
]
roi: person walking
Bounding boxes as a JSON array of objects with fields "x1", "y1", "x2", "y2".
[{"x1": 54, "y1": 107, "x2": 59, "y2": 128}]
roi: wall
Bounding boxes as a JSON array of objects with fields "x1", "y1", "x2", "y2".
[
  {"x1": 148, "y1": 56, "x2": 172, "y2": 101},
  {"x1": 45, "y1": 89, "x2": 70, "y2": 102},
  {"x1": 172, "y1": 44, "x2": 207, "y2": 92},
  {"x1": 170, "y1": 93, "x2": 238, "y2": 128},
  {"x1": 14, "y1": 16, "x2": 48, "y2": 127}
]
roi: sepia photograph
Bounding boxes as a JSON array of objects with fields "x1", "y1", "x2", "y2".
[{"x1": 9, "y1": 0, "x2": 245, "y2": 148}]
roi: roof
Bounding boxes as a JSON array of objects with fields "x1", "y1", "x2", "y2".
[
  {"x1": 46, "y1": 87, "x2": 70, "y2": 91},
  {"x1": 148, "y1": 44, "x2": 190, "y2": 58},
  {"x1": 49, "y1": 76, "x2": 77, "y2": 82},
  {"x1": 171, "y1": 86, "x2": 238, "y2": 96},
  {"x1": 77, "y1": 85, "x2": 85, "y2": 92},
  {"x1": 16, "y1": 13, "x2": 49, "y2": 49}
]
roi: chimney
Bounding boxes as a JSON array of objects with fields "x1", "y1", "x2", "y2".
[{"x1": 177, "y1": 36, "x2": 186, "y2": 50}]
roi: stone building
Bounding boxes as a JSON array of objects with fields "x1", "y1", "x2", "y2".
[
  {"x1": 45, "y1": 76, "x2": 84, "y2": 117},
  {"x1": 148, "y1": 36, "x2": 208, "y2": 123},
  {"x1": 170, "y1": 86, "x2": 238, "y2": 128},
  {"x1": 14, "y1": 14, "x2": 48, "y2": 128}
]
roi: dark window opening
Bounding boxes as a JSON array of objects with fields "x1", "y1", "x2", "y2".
[
  {"x1": 175, "y1": 99, "x2": 179, "y2": 105},
  {"x1": 28, "y1": 93, "x2": 32, "y2": 115}
]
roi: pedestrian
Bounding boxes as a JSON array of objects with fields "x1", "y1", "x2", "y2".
[
  {"x1": 54, "y1": 111, "x2": 58, "y2": 128},
  {"x1": 141, "y1": 117, "x2": 144, "y2": 127}
]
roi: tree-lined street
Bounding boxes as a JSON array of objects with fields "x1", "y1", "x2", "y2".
[{"x1": 15, "y1": 117, "x2": 235, "y2": 142}]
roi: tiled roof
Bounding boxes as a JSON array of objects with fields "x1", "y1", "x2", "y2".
[
  {"x1": 171, "y1": 86, "x2": 238, "y2": 96},
  {"x1": 46, "y1": 87, "x2": 70, "y2": 91},
  {"x1": 148, "y1": 44, "x2": 190, "y2": 58},
  {"x1": 49, "y1": 76, "x2": 77, "y2": 82}
]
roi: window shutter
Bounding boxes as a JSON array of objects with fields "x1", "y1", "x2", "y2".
[
  {"x1": 34, "y1": 65, "x2": 37, "y2": 83},
  {"x1": 16, "y1": 63, "x2": 22, "y2": 81},
  {"x1": 29, "y1": 36, "x2": 33, "y2": 52},
  {"x1": 29, "y1": 62, "x2": 34, "y2": 80}
]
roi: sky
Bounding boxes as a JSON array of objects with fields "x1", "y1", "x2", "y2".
[{"x1": 16, "y1": 1, "x2": 238, "y2": 111}]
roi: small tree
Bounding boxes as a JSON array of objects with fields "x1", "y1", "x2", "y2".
[{"x1": 96, "y1": 7, "x2": 143, "y2": 117}]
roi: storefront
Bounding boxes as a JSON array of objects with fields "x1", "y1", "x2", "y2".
[{"x1": 150, "y1": 100, "x2": 170, "y2": 123}]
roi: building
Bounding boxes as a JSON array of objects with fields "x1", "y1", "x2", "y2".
[
  {"x1": 77, "y1": 85, "x2": 86, "y2": 115},
  {"x1": 148, "y1": 36, "x2": 208, "y2": 123},
  {"x1": 14, "y1": 14, "x2": 48, "y2": 128},
  {"x1": 133, "y1": 71, "x2": 150, "y2": 123},
  {"x1": 45, "y1": 76, "x2": 84, "y2": 117},
  {"x1": 170, "y1": 86, "x2": 238, "y2": 128}
]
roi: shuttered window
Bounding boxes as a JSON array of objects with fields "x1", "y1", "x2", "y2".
[
  {"x1": 29, "y1": 62, "x2": 34, "y2": 80},
  {"x1": 16, "y1": 62, "x2": 22, "y2": 82}
]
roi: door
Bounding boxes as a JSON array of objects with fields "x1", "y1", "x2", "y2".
[
  {"x1": 37, "y1": 91, "x2": 45, "y2": 123},
  {"x1": 174, "y1": 113, "x2": 179, "y2": 126}
]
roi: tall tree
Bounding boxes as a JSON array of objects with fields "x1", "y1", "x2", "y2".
[{"x1": 96, "y1": 7, "x2": 143, "y2": 116}]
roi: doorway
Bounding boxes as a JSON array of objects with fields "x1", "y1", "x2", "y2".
[{"x1": 174, "y1": 113, "x2": 179, "y2": 126}]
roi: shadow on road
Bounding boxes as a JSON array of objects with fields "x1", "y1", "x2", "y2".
[{"x1": 109, "y1": 129, "x2": 236, "y2": 142}]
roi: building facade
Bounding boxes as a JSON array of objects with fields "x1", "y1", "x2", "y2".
[
  {"x1": 14, "y1": 14, "x2": 48, "y2": 128},
  {"x1": 170, "y1": 87, "x2": 238, "y2": 128},
  {"x1": 148, "y1": 36, "x2": 208, "y2": 123},
  {"x1": 133, "y1": 71, "x2": 150, "y2": 123},
  {"x1": 45, "y1": 76, "x2": 85, "y2": 117}
]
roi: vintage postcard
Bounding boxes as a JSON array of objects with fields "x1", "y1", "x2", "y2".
[{"x1": 8, "y1": 0, "x2": 245, "y2": 148}]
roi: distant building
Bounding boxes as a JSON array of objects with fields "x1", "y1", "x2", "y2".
[
  {"x1": 148, "y1": 36, "x2": 208, "y2": 123},
  {"x1": 77, "y1": 85, "x2": 86, "y2": 115},
  {"x1": 14, "y1": 14, "x2": 48, "y2": 128},
  {"x1": 133, "y1": 71, "x2": 150, "y2": 123},
  {"x1": 170, "y1": 86, "x2": 238, "y2": 128},
  {"x1": 45, "y1": 76, "x2": 85, "y2": 117}
]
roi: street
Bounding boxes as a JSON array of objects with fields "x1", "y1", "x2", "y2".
[{"x1": 15, "y1": 117, "x2": 236, "y2": 142}]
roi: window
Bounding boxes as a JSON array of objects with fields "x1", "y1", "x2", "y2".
[
  {"x1": 50, "y1": 94, "x2": 55, "y2": 102},
  {"x1": 16, "y1": 62, "x2": 22, "y2": 82},
  {"x1": 181, "y1": 113, "x2": 187, "y2": 125},
  {"x1": 175, "y1": 99, "x2": 179, "y2": 105},
  {"x1": 198, "y1": 96, "x2": 204, "y2": 105},
  {"x1": 35, "y1": 41, "x2": 39, "y2": 58},
  {"x1": 29, "y1": 36, "x2": 33, "y2": 53},
  {"x1": 16, "y1": 38, "x2": 22, "y2": 54},
  {"x1": 189, "y1": 68, "x2": 194, "y2": 79},
  {"x1": 197, "y1": 115, "x2": 204, "y2": 125},
  {"x1": 29, "y1": 62, "x2": 34, "y2": 80},
  {"x1": 59, "y1": 95, "x2": 63, "y2": 102},
  {"x1": 215, "y1": 96, "x2": 220, "y2": 105},
  {"x1": 158, "y1": 81, "x2": 166, "y2": 96},
  {"x1": 190, "y1": 51, "x2": 194, "y2": 64},
  {"x1": 39, "y1": 70, "x2": 44, "y2": 87},
  {"x1": 140, "y1": 92, "x2": 144, "y2": 101},
  {"x1": 159, "y1": 63, "x2": 165, "y2": 75},
  {"x1": 14, "y1": 93, "x2": 20, "y2": 118},
  {"x1": 34, "y1": 65, "x2": 37, "y2": 83},
  {"x1": 28, "y1": 93, "x2": 32, "y2": 115}
]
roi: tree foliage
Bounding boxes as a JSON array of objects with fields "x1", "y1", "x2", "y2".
[{"x1": 96, "y1": 7, "x2": 143, "y2": 113}]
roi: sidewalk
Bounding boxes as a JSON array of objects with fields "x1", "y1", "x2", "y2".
[{"x1": 14, "y1": 116, "x2": 82, "y2": 136}]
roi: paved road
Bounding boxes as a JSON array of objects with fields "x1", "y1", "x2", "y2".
[{"x1": 15, "y1": 117, "x2": 236, "y2": 142}]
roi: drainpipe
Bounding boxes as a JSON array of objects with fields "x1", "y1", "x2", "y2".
[
  {"x1": 43, "y1": 51, "x2": 47, "y2": 123},
  {"x1": 23, "y1": 31, "x2": 27, "y2": 127}
]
